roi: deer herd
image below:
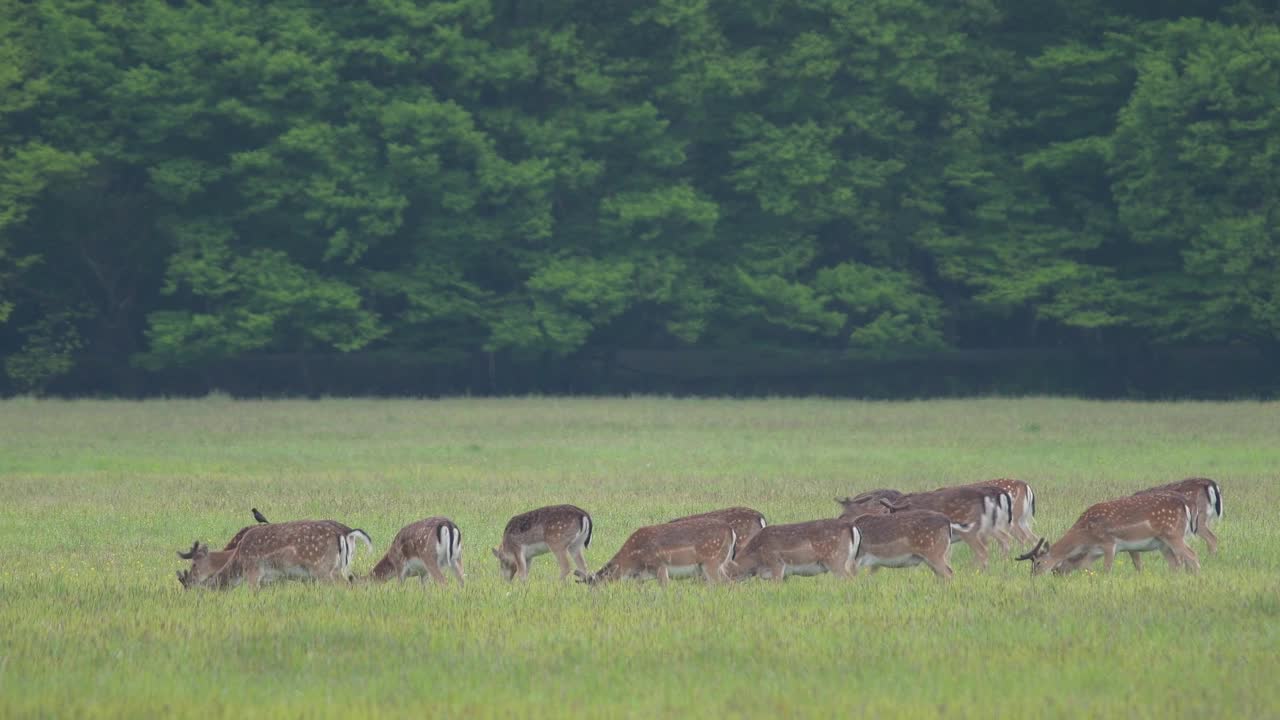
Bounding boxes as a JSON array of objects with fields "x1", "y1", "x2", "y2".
[{"x1": 175, "y1": 477, "x2": 1223, "y2": 590}]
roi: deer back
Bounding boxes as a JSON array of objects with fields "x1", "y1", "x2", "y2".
[
  {"x1": 502, "y1": 504, "x2": 592, "y2": 548},
  {"x1": 853, "y1": 510, "x2": 953, "y2": 551},
  {"x1": 1136, "y1": 477, "x2": 1221, "y2": 522},
  {"x1": 669, "y1": 507, "x2": 767, "y2": 547}
]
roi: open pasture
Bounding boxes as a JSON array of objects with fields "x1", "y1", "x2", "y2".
[{"x1": 1, "y1": 397, "x2": 1278, "y2": 718}]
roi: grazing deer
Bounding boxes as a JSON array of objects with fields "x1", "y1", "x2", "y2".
[
  {"x1": 878, "y1": 486, "x2": 1012, "y2": 570},
  {"x1": 835, "y1": 489, "x2": 904, "y2": 520},
  {"x1": 368, "y1": 517, "x2": 464, "y2": 586},
  {"x1": 959, "y1": 478, "x2": 1036, "y2": 547},
  {"x1": 177, "y1": 521, "x2": 372, "y2": 589},
  {"x1": 669, "y1": 507, "x2": 767, "y2": 547},
  {"x1": 850, "y1": 510, "x2": 959, "y2": 580},
  {"x1": 493, "y1": 505, "x2": 593, "y2": 581},
  {"x1": 1016, "y1": 492, "x2": 1199, "y2": 575},
  {"x1": 576, "y1": 519, "x2": 737, "y2": 586},
  {"x1": 1134, "y1": 477, "x2": 1222, "y2": 554},
  {"x1": 727, "y1": 519, "x2": 860, "y2": 582}
]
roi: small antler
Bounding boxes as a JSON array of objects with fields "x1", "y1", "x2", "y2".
[
  {"x1": 177, "y1": 541, "x2": 200, "y2": 560},
  {"x1": 1015, "y1": 537, "x2": 1047, "y2": 561}
]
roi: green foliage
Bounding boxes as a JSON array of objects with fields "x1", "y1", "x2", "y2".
[{"x1": 2, "y1": 0, "x2": 1278, "y2": 391}]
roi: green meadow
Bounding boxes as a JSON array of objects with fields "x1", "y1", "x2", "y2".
[{"x1": 1, "y1": 397, "x2": 1277, "y2": 718}]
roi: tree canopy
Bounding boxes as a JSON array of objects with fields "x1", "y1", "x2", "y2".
[{"x1": 1, "y1": 0, "x2": 1277, "y2": 394}]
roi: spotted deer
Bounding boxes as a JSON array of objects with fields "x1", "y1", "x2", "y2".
[
  {"x1": 835, "y1": 489, "x2": 903, "y2": 520},
  {"x1": 493, "y1": 505, "x2": 593, "y2": 581},
  {"x1": 959, "y1": 478, "x2": 1036, "y2": 547},
  {"x1": 1134, "y1": 477, "x2": 1222, "y2": 554},
  {"x1": 726, "y1": 519, "x2": 860, "y2": 582},
  {"x1": 850, "y1": 510, "x2": 960, "y2": 580},
  {"x1": 1016, "y1": 492, "x2": 1199, "y2": 575},
  {"x1": 368, "y1": 517, "x2": 463, "y2": 586},
  {"x1": 576, "y1": 519, "x2": 736, "y2": 586},
  {"x1": 177, "y1": 520, "x2": 372, "y2": 589},
  {"x1": 877, "y1": 486, "x2": 1012, "y2": 570},
  {"x1": 669, "y1": 507, "x2": 767, "y2": 548}
]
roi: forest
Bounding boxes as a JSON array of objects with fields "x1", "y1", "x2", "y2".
[{"x1": 1, "y1": 0, "x2": 1277, "y2": 396}]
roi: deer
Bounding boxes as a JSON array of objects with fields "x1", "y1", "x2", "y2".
[
  {"x1": 492, "y1": 505, "x2": 593, "y2": 581},
  {"x1": 1133, "y1": 477, "x2": 1222, "y2": 554},
  {"x1": 177, "y1": 520, "x2": 372, "y2": 589},
  {"x1": 669, "y1": 507, "x2": 767, "y2": 547},
  {"x1": 1015, "y1": 492, "x2": 1199, "y2": 575},
  {"x1": 575, "y1": 518, "x2": 737, "y2": 586},
  {"x1": 958, "y1": 478, "x2": 1036, "y2": 547},
  {"x1": 835, "y1": 489, "x2": 904, "y2": 518},
  {"x1": 367, "y1": 517, "x2": 464, "y2": 586},
  {"x1": 872, "y1": 486, "x2": 1012, "y2": 570},
  {"x1": 726, "y1": 519, "x2": 860, "y2": 582},
  {"x1": 849, "y1": 510, "x2": 960, "y2": 580}
]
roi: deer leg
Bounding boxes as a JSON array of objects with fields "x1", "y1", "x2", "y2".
[
  {"x1": 1158, "y1": 545, "x2": 1180, "y2": 571},
  {"x1": 925, "y1": 553, "x2": 953, "y2": 581},
  {"x1": 571, "y1": 544, "x2": 590, "y2": 576},
  {"x1": 1128, "y1": 551, "x2": 1144, "y2": 572},
  {"x1": 992, "y1": 528, "x2": 1012, "y2": 558},
  {"x1": 1165, "y1": 535, "x2": 1200, "y2": 574},
  {"x1": 551, "y1": 546, "x2": 573, "y2": 580},
  {"x1": 1197, "y1": 524, "x2": 1219, "y2": 555},
  {"x1": 962, "y1": 533, "x2": 989, "y2": 571},
  {"x1": 769, "y1": 559, "x2": 786, "y2": 583},
  {"x1": 1101, "y1": 543, "x2": 1117, "y2": 573},
  {"x1": 423, "y1": 560, "x2": 449, "y2": 586},
  {"x1": 516, "y1": 549, "x2": 530, "y2": 582},
  {"x1": 656, "y1": 565, "x2": 670, "y2": 587},
  {"x1": 450, "y1": 552, "x2": 465, "y2": 586}
]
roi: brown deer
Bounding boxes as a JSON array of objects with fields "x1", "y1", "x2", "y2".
[
  {"x1": 1016, "y1": 492, "x2": 1199, "y2": 575},
  {"x1": 876, "y1": 486, "x2": 1012, "y2": 570},
  {"x1": 835, "y1": 489, "x2": 903, "y2": 519},
  {"x1": 368, "y1": 517, "x2": 464, "y2": 586},
  {"x1": 669, "y1": 507, "x2": 767, "y2": 547},
  {"x1": 850, "y1": 510, "x2": 959, "y2": 580},
  {"x1": 726, "y1": 519, "x2": 860, "y2": 582},
  {"x1": 177, "y1": 521, "x2": 372, "y2": 589},
  {"x1": 1134, "y1": 477, "x2": 1222, "y2": 554},
  {"x1": 959, "y1": 478, "x2": 1036, "y2": 547},
  {"x1": 576, "y1": 519, "x2": 737, "y2": 586},
  {"x1": 492, "y1": 505, "x2": 593, "y2": 581}
]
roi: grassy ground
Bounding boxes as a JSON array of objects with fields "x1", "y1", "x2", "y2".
[{"x1": 0, "y1": 397, "x2": 1277, "y2": 718}]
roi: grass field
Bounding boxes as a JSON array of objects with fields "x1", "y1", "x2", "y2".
[{"x1": 1, "y1": 397, "x2": 1278, "y2": 718}]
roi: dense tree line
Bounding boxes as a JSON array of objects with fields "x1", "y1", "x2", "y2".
[{"x1": 1, "y1": 0, "x2": 1277, "y2": 395}]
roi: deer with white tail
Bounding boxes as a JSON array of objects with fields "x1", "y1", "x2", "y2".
[
  {"x1": 1016, "y1": 492, "x2": 1199, "y2": 575},
  {"x1": 726, "y1": 519, "x2": 860, "y2": 582},
  {"x1": 177, "y1": 520, "x2": 372, "y2": 589},
  {"x1": 367, "y1": 517, "x2": 464, "y2": 586}
]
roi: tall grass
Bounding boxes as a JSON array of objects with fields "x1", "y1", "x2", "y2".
[{"x1": 1, "y1": 398, "x2": 1277, "y2": 718}]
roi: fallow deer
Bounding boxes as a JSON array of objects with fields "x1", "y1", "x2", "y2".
[
  {"x1": 877, "y1": 486, "x2": 1012, "y2": 570},
  {"x1": 1134, "y1": 477, "x2": 1222, "y2": 554},
  {"x1": 576, "y1": 519, "x2": 736, "y2": 586},
  {"x1": 727, "y1": 519, "x2": 860, "y2": 582},
  {"x1": 368, "y1": 517, "x2": 464, "y2": 586},
  {"x1": 669, "y1": 507, "x2": 767, "y2": 547},
  {"x1": 959, "y1": 478, "x2": 1036, "y2": 547},
  {"x1": 493, "y1": 505, "x2": 593, "y2": 581},
  {"x1": 178, "y1": 520, "x2": 372, "y2": 589},
  {"x1": 835, "y1": 489, "x2": 904, "y2": 519},
  {"x1": 1016, "y1": 492, "x2": 1199, "y2": 575},
  {"x1": 850, "y1": 510, "x2": 959, "y2": 580}
]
